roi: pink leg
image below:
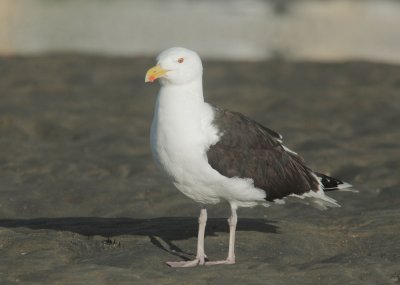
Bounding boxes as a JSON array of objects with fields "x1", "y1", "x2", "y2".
[
  {"x1": 166, "y1": 208, "x2": 208, "y2": 267},
  {"x1": 206, "y1": 205, "x2": 237, "y2": 265}
]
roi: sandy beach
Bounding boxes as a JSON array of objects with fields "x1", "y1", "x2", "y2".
[{"x1": 0, "y1": 55, "x2": 399, "y2": 284}]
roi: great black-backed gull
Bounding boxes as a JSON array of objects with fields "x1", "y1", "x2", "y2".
[{"x1": 145, "y1": 47, "x2": 353, "y2": 267}]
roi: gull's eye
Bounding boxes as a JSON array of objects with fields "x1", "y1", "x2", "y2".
[{"x1": 177, "y1": 57, "x2": 184, "y2": 63}]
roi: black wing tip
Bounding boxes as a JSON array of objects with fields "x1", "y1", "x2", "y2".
[{"x1": 315, "y1": 172, "x2": 353, "y2": 191}]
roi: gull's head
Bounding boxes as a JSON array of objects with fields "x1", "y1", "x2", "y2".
[{"x1": 145, "y1": 47, "x2": 203, "y2": 86}]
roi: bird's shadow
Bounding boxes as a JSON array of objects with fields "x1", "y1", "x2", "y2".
[{"x1": 0, "y1": 217, "x2": 278, "y2": 261}]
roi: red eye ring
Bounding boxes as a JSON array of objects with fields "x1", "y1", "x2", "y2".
[{"x1": 178, "y1": 57, "x2": 184, "y2": 63}]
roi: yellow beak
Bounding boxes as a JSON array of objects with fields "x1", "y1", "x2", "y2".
[{"x1": 145, "y1": 65, "x2": 168, "y2": 83}]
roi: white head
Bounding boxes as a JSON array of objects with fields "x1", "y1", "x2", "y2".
[{"x1": 145, "y1": 47, "x2": 203, "y2": 86}]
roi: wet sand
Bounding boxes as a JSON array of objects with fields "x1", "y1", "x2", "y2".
[{"x1": 0, "y1": 55, "x2": 399, "y2": 284}]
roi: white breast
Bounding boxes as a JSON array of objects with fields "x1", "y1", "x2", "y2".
[{"x1": 150, "y1": 86, "x2": 220, "y2": 203}]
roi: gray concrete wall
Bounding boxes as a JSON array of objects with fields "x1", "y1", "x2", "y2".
[{"x1": 0, "y1": 0, "x2": 399, "y2": 62}]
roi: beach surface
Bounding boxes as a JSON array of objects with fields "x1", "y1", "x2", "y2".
[{"x1": 0, "y1": 55, "x2": 399, "y2": 284}]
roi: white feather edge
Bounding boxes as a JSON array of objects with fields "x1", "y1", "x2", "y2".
[
  {"x1": 336, "y1": 182, "x2": 359, "y2": 192},
  {"x1": 282, "y1": 145, "x2": 298, "y2": 155}
]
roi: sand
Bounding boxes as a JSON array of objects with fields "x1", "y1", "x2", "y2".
[{"x1": 0, "y1": 55, "x2": 399, "y2": 284}]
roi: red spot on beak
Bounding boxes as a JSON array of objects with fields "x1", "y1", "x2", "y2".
[{"x1": 148, "y1": 76, "x2": 155, "y2": 82}]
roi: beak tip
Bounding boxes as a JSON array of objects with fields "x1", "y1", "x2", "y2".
[{"x1": 145, "y1": 75, "x2": 156, "y2": 83}]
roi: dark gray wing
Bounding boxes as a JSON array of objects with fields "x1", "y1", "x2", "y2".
[{"x1": 207, "y1": 107, "x2": 319, "y2": 201}]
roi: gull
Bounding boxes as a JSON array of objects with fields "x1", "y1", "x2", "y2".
[{"x1": 145, "y1": 47, "x2": 352, "y2": 267}]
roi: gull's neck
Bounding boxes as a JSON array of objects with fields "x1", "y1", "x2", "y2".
[
  {"x1": 159, "y1": 78, "x2": 204, "y2": 102},
  {"x1": 155, "y1": 78, "x2": 205, "y2": 119}
]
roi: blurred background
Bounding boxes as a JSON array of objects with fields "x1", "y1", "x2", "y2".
[{"x1": 1, "y1": 0, "x2": 400, "y2": 62}]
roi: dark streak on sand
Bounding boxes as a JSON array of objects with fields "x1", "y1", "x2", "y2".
[{"x1": 0, "y1": 55, "x2": 399, "y2": 284}]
